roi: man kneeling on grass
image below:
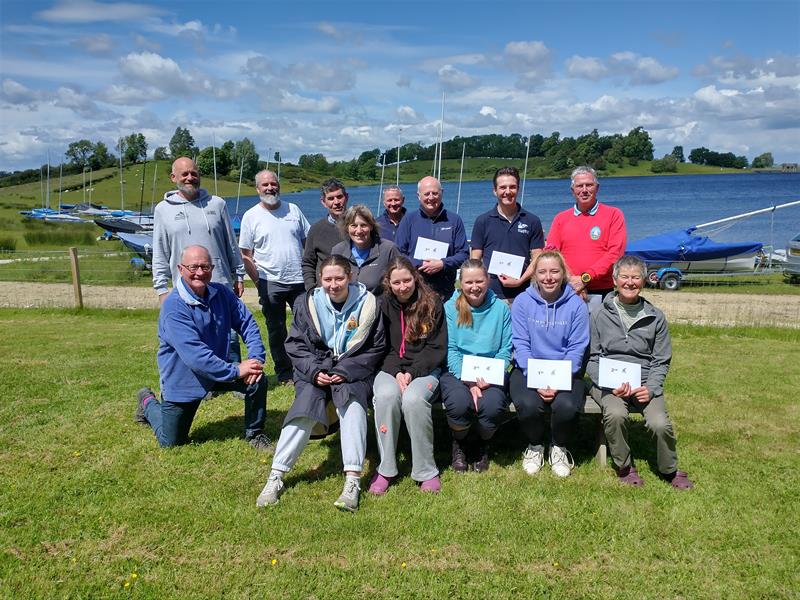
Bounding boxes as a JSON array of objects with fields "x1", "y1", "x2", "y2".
[{"x1": 135, "y1": 245, "x2": 271, "y2": 450}]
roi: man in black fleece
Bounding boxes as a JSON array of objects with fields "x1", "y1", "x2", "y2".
[{"x1": 302, "y1": 177, "x2": 348, "y2": 290}]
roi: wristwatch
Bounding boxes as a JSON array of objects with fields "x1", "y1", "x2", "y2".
[{"x1": 580, "y1": 272, "x2": 592, "y2": 285}]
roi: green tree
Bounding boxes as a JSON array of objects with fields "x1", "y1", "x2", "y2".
[
  {"x1": 622, "y1": 126, "x2": 654, "y2": 161},
  {"x1": 671, "y1": 145, "x2": 685, "y2": 163},
  {"x1": 65, "y1": 140, "x2": 95, "y2": 167},
  {"x1": 233, "y1": 138, "x2": 260, "y2": 180},
  {"x1": 752, "y1": 152, "x2": 774, "y2": 169},
  {"x1": 169, "y1": 127, "x2": 198, "y2": 159},
  {"x1": 153, "y1": 147, "x2": 169, "y2": 161},
  {"x1": 688, "y1": 147, "x2": 709, "y2": 164},
  {"x1": 196, "y1": 147, "x2": 217, "y2": 177},
  {"x1": 651, "y1": 154, "x2": 678, "y2": 173},
  {"x1": 119, "y1": 133, "x2": 147, "y2": 164},
  {"x1": 298, "y1": 153, "x2": 330, "y2": 172},
  {"x1": 89, "y1": 141, "x2": 114, "y2": 170}
]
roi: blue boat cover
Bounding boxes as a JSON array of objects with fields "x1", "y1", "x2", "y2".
[{"x1": 627, "y1": 228, "x2": 762, "y2": 262}]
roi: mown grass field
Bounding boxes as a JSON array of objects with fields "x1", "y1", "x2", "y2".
[{"x1": 1, "y1": 308, "x2": 798, "y2": 598}]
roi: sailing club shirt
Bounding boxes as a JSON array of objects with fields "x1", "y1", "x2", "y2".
[
  {"x1": 471, "y1": 203, "x2": 545, "y2": 299},
  {"x1": 546, "y1": 202, "x2": 626, "y2": 292}
]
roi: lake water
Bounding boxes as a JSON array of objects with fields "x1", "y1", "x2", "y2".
[{"x1": 226, "y1": 173, "x2": 800, "y2": 250}]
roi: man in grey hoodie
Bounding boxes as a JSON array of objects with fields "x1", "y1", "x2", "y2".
[
  {"x1": 145, "y1": 158, "x2": 269, "y2": 450},
  {"x1": 152, "y1": 157, "x2": 245, "y2": 303}
]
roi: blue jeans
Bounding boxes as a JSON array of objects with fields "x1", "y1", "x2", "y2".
[{"x1": 145, "y1": 378, "x2": 267, "y2": 447}]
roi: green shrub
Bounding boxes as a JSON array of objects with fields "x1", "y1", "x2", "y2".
[
  {"x1": 0, "y1": 236, "x2": 16, "y2": 252},
  {"x1": 23, "y1": 230, "x2": 96, "y2": 246}
]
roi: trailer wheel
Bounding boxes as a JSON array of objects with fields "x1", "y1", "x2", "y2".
[
  {"x1": 647, "y1": 271, "x2": 660, "y2": 287},
  {"x1": 660, "y1": 272, "x2": 681, "y2": 291}
]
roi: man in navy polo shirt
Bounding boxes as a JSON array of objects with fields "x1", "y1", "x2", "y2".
[
  {"x1": 471, "y1": 166, "x2": 544, "y2": 302},
  {"x1": 396, "y1": 176, "x2": 468, "y2": 300},
  {"x1": 376, "y1": 185, "x2": 406, "y2": 243}
]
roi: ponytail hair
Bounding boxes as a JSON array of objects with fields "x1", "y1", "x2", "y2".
[
  {"x1": 531, "y1": 249, "x2": 570, "y2": 293},
  {"x1": 455, "y1": 258, "x2": 488, "y2": 328}
]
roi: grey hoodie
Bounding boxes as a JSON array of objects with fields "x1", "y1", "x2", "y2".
[
  {"x1": 152, "y1": 189, "x2": 244, "y2": 295},
  {"x1": 587, "y1": 293, "x2": 672, "y2": 399}
]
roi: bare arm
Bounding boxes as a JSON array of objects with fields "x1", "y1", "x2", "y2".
[{"x1": 240, "y1": 248, "x2": 259, "y2": 284}]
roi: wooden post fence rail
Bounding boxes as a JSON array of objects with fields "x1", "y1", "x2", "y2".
[{"x1": 68, "y1": 246, "x2": 83, "y2": 309}]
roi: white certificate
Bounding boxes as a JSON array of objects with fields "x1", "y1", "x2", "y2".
[
  {"x1": 526, "y1": 359, "x2": 572, "y2": 391},
  {"x1": 487, "y1": 250, "x2": 525, "y2": 280},
  {"x1": 598, "y1": 357, "x2": 642, "y2": 389},
  {"x1": 413, "y1": 237, "x2": 449, "y2": 260},
  {"x1": 460, "y1": 355, "x2": 506, "y2": 386}
]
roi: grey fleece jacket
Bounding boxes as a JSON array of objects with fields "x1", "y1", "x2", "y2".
[
  {"x1": 152, "y1": 189, "x2": 244, "y2": 295},
  {"x1": 587, "y1": 293, "x2": 672, "y2": 399}
]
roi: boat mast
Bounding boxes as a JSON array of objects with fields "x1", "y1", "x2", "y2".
[
  {"x1": 58, "y1": 161, "x2": 63, "y2": 212},
  {"x1": 437, "y1": 92, "x2": 445, "y2": 181},
  {"x1": 455, "y1": 142, "x2": 465, "y2": 214},
  {"x1": 138, "y1": 157, "x2": 147, "y2": 216},
  {"x1": 694, "y1": 200, "x2": 800, "y2": 229},
  {"x1": 119, "y1": 140, "x2": 125, "y2": 211},
  {"x1": 150, "y1": 162, "x2": 157, "y2": 213},
  {"x1": 396, "y1": 128, "x2": 401, "y2": 186},
  {"x1": 377, "y1": 152, "x2": 386, "y2": 213},
  {"x1": 520, "y1": 135, "x2": 531, "y2": 207},
  {"x1": 46, "y1": 150, "x2": 51, "y2": 210},
  {"x1": 235, "y1": 156, "x2": 244, "y2": 215},
  {"x1": 212, "y1": 132, "x2": 218, "y2": 197}
]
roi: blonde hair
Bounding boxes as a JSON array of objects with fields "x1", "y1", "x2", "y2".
[
  {"x1": 531, "y1": 250, "x2": 571, "y2": 294},
  {"x1": 455, "y1": 258, "x2": 488, "y2": 327}
]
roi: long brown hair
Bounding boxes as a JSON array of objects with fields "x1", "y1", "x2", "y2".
[
  {"x1": 383, "y1": 256, "x2": 438, "y2": 343},
  {"x1": 455, "y1": 258, "x2": 488, "y2": 328}
]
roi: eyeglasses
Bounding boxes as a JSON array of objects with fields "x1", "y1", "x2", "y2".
[{"x1": 180, "y1": 263, "x2": 214, "y2": 273}]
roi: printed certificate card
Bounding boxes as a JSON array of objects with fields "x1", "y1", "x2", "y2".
[
  {"x1": 413, "y1": 237, "x2": 449, "y2": 260},
  {"x1": 460, "y1": 355, "x2": 506, "y2": 386},
  {"x1": 487, "y1": 251, "x2": 525, "y2": 280},
  {"x1": 598, "y1": 357, "x2": 642, "y2": 389},
  {"x1": 526, "y1": 359, "x2": 572, "y2": 391}
]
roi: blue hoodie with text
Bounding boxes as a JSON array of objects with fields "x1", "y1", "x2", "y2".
[{"x1": 511, "y1": 283, "x2": 589, "y2": 376}]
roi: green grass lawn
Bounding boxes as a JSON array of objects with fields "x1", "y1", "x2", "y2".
[{"x1": 1, "y1": 309, "x2": 798, "y2": 598}]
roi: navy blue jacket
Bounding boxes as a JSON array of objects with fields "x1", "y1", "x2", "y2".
[
  {"x1": 395, "y1": 205, "x2": 469, "y2": 300},
  {"x1": 376, "y1": 208, "x2": 406, "y2": 244}
]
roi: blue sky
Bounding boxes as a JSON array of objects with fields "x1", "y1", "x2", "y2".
[{"x1": 1, "y1": 0, "x2": 798, "y2": 171}]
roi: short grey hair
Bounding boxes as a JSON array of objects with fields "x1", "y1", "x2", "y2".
[
  {"x1": 612, "y1": 255, "x2": 647, "y2": 280},
  {"x1": 321, "y1": 177, "x2": 347, "y2": 198},
  {"x1": 255, "y1": 169, "x2": 278, "y2": 185},
  {"x1": 382, "y1": 185, "x2": 404, "y2": 200},
  {"x1": 570, "y1": 165, "x2": 598, "y2": 186}
]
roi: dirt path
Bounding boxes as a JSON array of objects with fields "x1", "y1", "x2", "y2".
[{"x1": 1, "y1": 282, "x2": 798, "y2": 328}]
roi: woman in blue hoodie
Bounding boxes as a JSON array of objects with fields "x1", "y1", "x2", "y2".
[
  {"x1": 509, "y1": 250, "x2": 589, "y2": 478},
  {"x1": 441, "y1": 258, "x2": 513, "y2": 473},
  {"x1": 256, "y1": 255, "x2": 385, "y2": 512}
]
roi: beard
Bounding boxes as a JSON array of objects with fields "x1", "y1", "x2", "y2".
[
  {"x1": 177, "y1": 182, "x2": 199, "y2": 200},
  {"x1": 260, "y1": 193, "x2": 280, "y2": 208}
]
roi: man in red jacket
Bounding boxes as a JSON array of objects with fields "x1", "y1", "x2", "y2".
[{"x1": 546, "y1": 166, "x2": 626, "y2": 302}]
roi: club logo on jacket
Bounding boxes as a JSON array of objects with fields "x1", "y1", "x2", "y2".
[
  {"x1": 346, "y1": 316, "x2": 359, "y2": 331},
  {"x1": 590, "y1": 226, "x2": 601, "y2": 240},
  {"x1": 517, "y1": 223, "x2": 529, "y2": 233}
]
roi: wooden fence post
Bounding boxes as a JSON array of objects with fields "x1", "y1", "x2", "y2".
[{"x1": 68, "y1": 246, "x2": 83, "y2": 309}]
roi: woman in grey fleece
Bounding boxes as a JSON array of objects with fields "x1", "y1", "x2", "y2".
[{"x1": 587, "y1": 255, "x2": 693, "y2": 489}]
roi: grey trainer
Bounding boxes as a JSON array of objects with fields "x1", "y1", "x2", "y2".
[
  {"x1": 256, "y1": 475, "x2": 285, "y2": 507},
  {"x1": 333, "y1": 478, "x2": 361, "y2": 512}
]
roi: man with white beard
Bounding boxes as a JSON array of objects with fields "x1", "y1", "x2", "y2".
[{"x1": 239, "y1": 169, "x2": 311, "y2": 386}]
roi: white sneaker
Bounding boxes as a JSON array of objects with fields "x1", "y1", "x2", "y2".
[
  {"x1": 549, "y1": 445, "x2": 575, "y2": 478},
  {"x1": 333, "y1": 477, "x2": 361, "y2": 512},
  {"x1": 522, "y1": 444, "x2": 545, "y2": 475},
  {"x1": 256, "y1": 474, "x2": 285, "y2": 507}
]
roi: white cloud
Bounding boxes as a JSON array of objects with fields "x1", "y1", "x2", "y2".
[
  {"x1": 132, "y1": 33, "x2": 161, "y2": 52},
  {"x1": 97, "y1": 83, "x2": 165, "y2": 105},
  {"x1": 72, "y1": 33, "x2": 114, "y2": 56},
  {"x1": 36, "y1": 0, "x2": 164, "y2": 23},
  {"x1": 340, "y1": 126, "x2": 372, "y2": 139},
  {"x1": 479, "y1": 106, "x2": 497, "y2": 118},
  {"x1": 1, "y1": 79, "x2": 42, "y2": 105},
  {"x1": 503, "y1": 41, "x2": 552, "y2": 90},
  {"x1": 438, "y1": 64, "x2": 478, "y2": 91},
  {"x1": 565, "y1": 55, "x2": 608, "y2": 80},
  {"x1": 396, "y1": 105, "x2": 420, "y2": 122},
  {"x1": 119, "y1": 51, "x2": 194, "y2": 96},
  {"x1": 274, "y1": 91, "x2": 341, "y2": 113},
  {"x1": 283, "y1": 62, "x2": 357, "y2": 92},
  {"x1": 53, "y1": 86, "x2": 118, "y2": 119},
  {"x1": 610, "y1": 52, "x2": 678, "y2": 84}
]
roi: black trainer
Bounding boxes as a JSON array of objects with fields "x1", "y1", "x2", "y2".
[
  {"x1": 473, "y1": 443, "x2": 490, "y2": 473},
  {"x1": 451, "y1": 439, "x2": 468, "y2": 473}
]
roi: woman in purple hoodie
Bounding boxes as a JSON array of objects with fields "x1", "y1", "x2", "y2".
[{"x1": 509, "y1": 250, "x2": 589, "y2": 478}]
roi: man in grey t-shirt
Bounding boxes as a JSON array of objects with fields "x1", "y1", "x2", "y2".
[{"x1": 240, "y1": 170, "x2": 310, "y2": 385}]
